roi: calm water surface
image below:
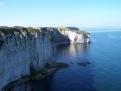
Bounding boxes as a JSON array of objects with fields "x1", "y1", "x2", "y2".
[{"x1": 11, "y1": 30, "x2": 121, "y2": 91}]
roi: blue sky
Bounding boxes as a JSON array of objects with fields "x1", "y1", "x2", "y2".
[{"x1": 0, "y1": 0, "x2": 121, "y2": 28}]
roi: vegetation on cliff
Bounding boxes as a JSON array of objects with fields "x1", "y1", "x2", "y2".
[
  {"x1": 0, "y1": 26, "x2": 89, "y2": 36},
  {"x1": 0, "y1": 26, "x2": 90, "y2": 47}
]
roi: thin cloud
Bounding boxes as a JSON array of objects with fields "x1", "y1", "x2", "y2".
[{"x1": 0, "y1": 2, "x2": 4, "y2": 5}]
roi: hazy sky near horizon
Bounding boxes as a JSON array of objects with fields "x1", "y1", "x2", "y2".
[{"x1": 0, "y1": 0, "x2": 121, "y2": 28}]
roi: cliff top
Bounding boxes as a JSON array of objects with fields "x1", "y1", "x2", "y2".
[
  {"x1": 0, "y1": 26, "x2": 90, "y2": 47},
  {"x1": 0, "y1": 26, "x2": 89, "y2": 37}
]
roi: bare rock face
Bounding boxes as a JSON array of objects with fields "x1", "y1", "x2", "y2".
[
  {"x1": 42, "y1": 27, "x2": 90, "y2": 44},
  {"x1": 0, "y1": 26, "x2": 90, "y2": 90}
]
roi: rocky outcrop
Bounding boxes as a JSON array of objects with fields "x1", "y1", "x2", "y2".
[
  {"x1": 40, "y1": 27, "x2": 90, "y2": 44},
  {"x1": 0, "y1": 26, "x2": 90, "y2": 90}
]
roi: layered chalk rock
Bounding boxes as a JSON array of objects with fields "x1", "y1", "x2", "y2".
[{"x1": 0, "y1": 26, "x2": 90, "y2": 90}]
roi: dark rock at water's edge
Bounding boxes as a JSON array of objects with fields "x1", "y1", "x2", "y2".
[
  {"x1": 2, "y1": 61, "x2": 69, "y2": 91},
  {"x1": 78, "y1": 61, "x2": 91, "y2": 67},
  {"x1": 70, "y1": 61, "x2": 74, "y2": 64}
]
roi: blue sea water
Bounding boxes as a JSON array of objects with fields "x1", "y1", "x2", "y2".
[{"x1": 11, "y1": 30, "x2": 121, "y2": 91}]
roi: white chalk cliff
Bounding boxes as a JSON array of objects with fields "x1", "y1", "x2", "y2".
[{"x1": 0, "y1": 27, "x2": 90, "y2": 90}]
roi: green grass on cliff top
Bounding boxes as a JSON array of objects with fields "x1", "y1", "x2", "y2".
[{"x1": 0, "y1": 26, "x2": 89, "y2": 36}]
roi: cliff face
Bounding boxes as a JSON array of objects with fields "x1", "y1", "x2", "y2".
[
  {"x1": 41, "y1": 27, "x2": 90, "y2": 44},
  {"x1": 0, "y1": 27, "x2": 90, "y2": 90}
]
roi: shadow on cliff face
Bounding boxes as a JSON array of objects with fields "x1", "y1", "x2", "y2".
[
  {"x1": 41, "y1": 27, "x2": 71, "y2": 44},
  {"x1": 9, "y1": 43, "x2": 98, "y2": 91}
]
